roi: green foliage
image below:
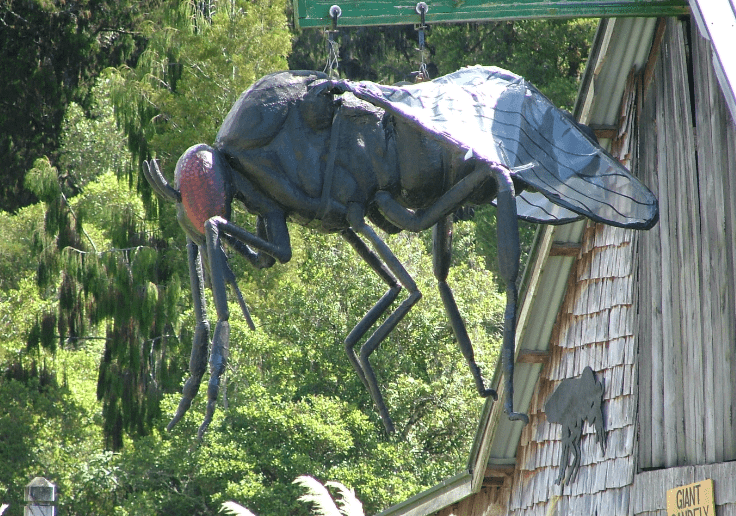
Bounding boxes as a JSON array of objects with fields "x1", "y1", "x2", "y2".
[
  {"x1": 109, "y1": 0, "x2": 292, "y2": 184},
  {"x1": 431, "y1": 19, "x2": 597, "y2": 109},
  {"x1": 58, "y1": 79, "x2": 130, "y2": 190},
  {"x1": 18, "y1": 138, "x2": 186, "y2": 452},
  {"x1": 0, "y1": 343, "x2": 104, "y2": 516},
  {"x1": 55, "y1": 387, "x2": 443, "y2": 515},
  {"x1": 1, "y1": 3, "x2": 596, "y2": 515},
  {"x1": 0, "y1": 203, "x2": 46, "y2": 291},
  {"x1": 25, "y1": 158, "x2": 62, "y2": 204},
  {"x1": 221, "y1": 475, "x2": 364, "y2": 516},
  {"x1": 0, "y1": 0, "x2": 152, "y2": 212}
]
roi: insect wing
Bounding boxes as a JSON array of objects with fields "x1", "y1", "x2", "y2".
[
  {"x1": 342, "y1": 67, "x2": 658, "y2": 229},
  {"x1": 513, "y1": 190, "x2": 583, "y2": 225}
]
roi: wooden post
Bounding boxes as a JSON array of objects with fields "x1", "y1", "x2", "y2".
[{"x1": 24, "y1": 477, "x2": 55, "y2": 516}]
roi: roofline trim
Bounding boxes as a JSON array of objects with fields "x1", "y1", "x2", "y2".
[{"x1": 374, "y1": 472, "x2": 473, "y2": 516}]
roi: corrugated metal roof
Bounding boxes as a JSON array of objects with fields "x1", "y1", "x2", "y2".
[{"x1": 581, "y1": 18, "x2": 658, "y2": 125}]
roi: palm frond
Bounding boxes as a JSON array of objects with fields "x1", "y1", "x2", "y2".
[
  {"x1": 325, "y1": 481, "x2": 364, "y2": 516},
  {"x1": 220, "y1": 500, "x2": 258, "y2": 516},
  {"x1": 294, "y1": 475, "x2": 341, "y2": 516}
]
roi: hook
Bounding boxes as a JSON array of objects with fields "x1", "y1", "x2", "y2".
[
  {"x1": 324, "y1": 5, "x2": 342, "y2": 77},
  {"x1": 416, "y1": 1, "x2": 428, "y2": 25},
  {"x1": 329, "y1": 4, "x2": 342, "y2": 30}
]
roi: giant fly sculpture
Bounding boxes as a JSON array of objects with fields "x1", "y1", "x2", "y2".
[{"x1": 143, "y1": 67, "x2": 658, "y2": 438}]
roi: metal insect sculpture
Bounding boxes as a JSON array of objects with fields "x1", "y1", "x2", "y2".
[
  {"x1": 143, "y1": 67, "x2": 658, "y2": 438},
  {"x1": 544, "y1": 366, "x2": 606, "y2": 486}
]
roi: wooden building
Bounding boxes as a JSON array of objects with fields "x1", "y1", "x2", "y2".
[{"x1": 377, "y1": 3, "x2": 736, "y2": 516}]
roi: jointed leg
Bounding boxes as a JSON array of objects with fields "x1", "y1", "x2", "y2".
[
  {"x1": 371, "y1": 161, "x2": 527, "y2": 424},
  {"x1": 556, "y1": 433, "x2": 571, "y2": 485},
  {"x1": 432, "y1": 216, "x2": 497, "y2": 400},
  {"x1": 347, "y1": 204, "x2": 422, "y2": 434},
  {"x1": 372, "y1": 163, "x2": 498, "y2": 233},
  {"x1": 170, "y1": 214, "x2": 291, "y2": 438},
  {"x1": 494, "y1": 166, "x2": 528, "y2": 424},
  {"x1": 569, "y1": 430, "x2": 582, "y2": 485},
  {"x1": 168, "y1": 238, "x2": 210, "y2": 431},
  {"x1": 197, "y1": 218, "x2": 234, "y2": 439},
  {"x1": 341, "y1": 228, "x2": 402, "y2": 392}
]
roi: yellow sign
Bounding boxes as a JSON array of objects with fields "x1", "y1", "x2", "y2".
[{"x1": 666, "y1": 479, "x2": 716, "y2": 516}]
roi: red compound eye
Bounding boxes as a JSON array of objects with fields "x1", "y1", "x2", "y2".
[{"x1": 175, "y1": 145, "x2": 228, "y2": 233}]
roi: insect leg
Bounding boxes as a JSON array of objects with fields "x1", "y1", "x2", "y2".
[
  {"x1": 341, "y1": 228, "x2": 402, "y2": 397},
  {"x1": 556, "y1": 432, "x2": 570, "y2": 485},
  {"x1": 215, "y1": 212, "x2": 292, "y2": 264},
  {"x1": 198, "y1": 217, "x2": 233, "y2": 439},
  {"x1": 432, "y1": 215, "x2": 497, "y2": 400},
  {"x1": 347, "y1": 203, "x2": 422, "y2": 434},
  {"x1": 569, "y1": 422, "x2": 582, "y2": 484},
  {"x1": 168, "y1": 238, "x2": 210, "y2": 431},
  {"x1": 372, "y1": 164, "x2": 498, "y2": 232},
  {"x1": 493, "y1": 165, "x2": 529, "y2": 424},
  {"x1": 223, "y1": 215, "x2": 279, "y2": 270}
]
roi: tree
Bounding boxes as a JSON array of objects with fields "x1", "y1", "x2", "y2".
[
  {"x1": 0, "y1": 0, "x2": 153, "y2": 212},
  {"x1": 431, "y1": 19, "x2": 597, "y2": 109},
  {"x1": 18, "y1": 0, "x2": 294, "y2": 450},
  {"x1": 110, "y1": 0, "x2": 292, "y2": 179},
  {"x1": 1, "y1": 5, "x2": 598, "y2": 514}
]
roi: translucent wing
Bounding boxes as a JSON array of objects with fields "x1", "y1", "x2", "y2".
[
  {"x1": 514, "y1": 190, "x2": 583, "y2": 225},
  {"x1": 335, "y1": 66, "x2": 658, "y2": 229}
]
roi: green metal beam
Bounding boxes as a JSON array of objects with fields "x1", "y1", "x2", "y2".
[{"x1": 293, "y1": 0, "x2": 689, "y2": 29}]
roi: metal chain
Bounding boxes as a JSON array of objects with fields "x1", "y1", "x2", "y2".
[{"x1": 415, "y1": 2, "x2": 429, "y2": 81}]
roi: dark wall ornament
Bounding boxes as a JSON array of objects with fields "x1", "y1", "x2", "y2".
[
  {"x1": 143, "y1": 67, "x2": 658, "y2": 438},
  {"x1": 544, "y1": 366, "x2": 606, "y2": 486}
]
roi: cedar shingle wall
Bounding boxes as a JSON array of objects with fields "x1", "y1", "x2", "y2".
[{"x1": 505, "y1": 222, "x2": 638, "y2": 516}]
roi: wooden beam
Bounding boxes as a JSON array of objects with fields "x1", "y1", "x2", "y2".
[
  {"x1": 293, "y1": 0, "x2": 689, "y2": 28},
  {"x1": 643, "y1": 18, "x2": 668, "y2": 96},
  {"x1": 549, "y1": 241, "x2": 582, "y2": 257},
  {"x1": 590, "y1": 124, "x2": 618, "y2": 141},
  {"x1": 517, "y1": 349, "x2": 550, "y2": 364},
  {"x1": 484, "y1": 464, "x2": 515, "y2": 485}
]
